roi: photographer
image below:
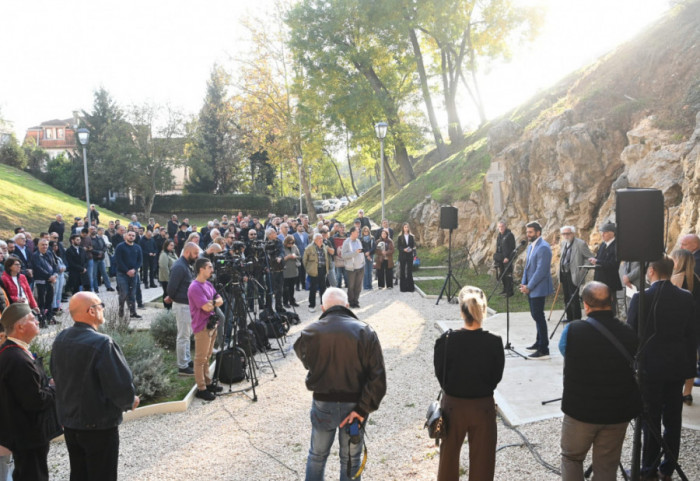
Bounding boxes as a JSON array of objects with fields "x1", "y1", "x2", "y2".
[
  {"x1": 244, "y1": 230, "x2": 266, "y2": 312},
  {"x1": 265, "y1": 228, "x2": 285, "y2": 313},
  {"x1": 188, "y1": 257, "x2": 224, "y2": 402}
]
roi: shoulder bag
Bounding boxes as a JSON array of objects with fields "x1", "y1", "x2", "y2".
[{"x1": 424, "y1": 330, "x2": 450, "y2": 445}]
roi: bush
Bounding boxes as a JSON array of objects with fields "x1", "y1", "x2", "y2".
[
  {"x1": 105, "y1": 328, "x2": 171, "y2": 403},
  {"x1": 150, "y1": 310, "x2": 177, "y2": 350}
]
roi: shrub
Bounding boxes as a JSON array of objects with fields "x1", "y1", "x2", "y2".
[
  {"x1": 105, "y1": 328, "x2": 171, "y2": 402},
  {"x1": 150, "y1": 310, "x2": 177, "y2": 350}
]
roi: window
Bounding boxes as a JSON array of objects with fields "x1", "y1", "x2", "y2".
[
  {"x1": 57, "y1": 128, "x2": 64, "y2": 139},
  {"x1": 45, "y1": 128, "x2": 54, "y2": 140}
]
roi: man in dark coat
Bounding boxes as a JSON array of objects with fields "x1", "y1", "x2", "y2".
[
  {"x1": 48, "y1": 214, "x2": 65, "y2": 243},
  {"x1": 167, "y1": 215, "x2": 180, "y2": 240},
  {"x1": 679, "y1": 233, "x2": 700, "y2": 386},
  {"x1": 627, "y1": 257, "x2": 697, "y2": 480},
  {"x1": 559, "y1": 281, "x2": 640, "y2": 479},
  {"x1": 494, "y1": 221, "x2": 516, "y2": 297},
  {"x1": 589, "y1": 222, "x2": 622, "y2": 313},
  {"x1": 65, "y1": 234, "x2": 90, "y2": 294},
  {"x1": 0, "y1": 303, "x2": 61, "y2": 481}
]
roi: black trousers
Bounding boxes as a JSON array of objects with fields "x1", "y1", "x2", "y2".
[
  {"x1": 560, "y1": 270, "x2": 581, "y2": 321},
  {"x1": 283, "y1": 277, "x2": 296, "y2": 305},
  {"x1": 36, "y1": 282, "x2": 55, "y2": 323},
  {"x1": 640, "y1": 379, "x2": 684, "y2": 477},
  {"x1": 497, "y1": 262, "x2": 513, "y2": 295},
  {"x1": 142, "y1": 255, "x2": 157, "y2": 285},
  {"x1": 68, "y1": 270, "x2": 90, "y2": 294},
  {"x1": 266, "y1": 271, "x2": 284, "y2": 311},
  {"x1": 12, "y1": 444, "x2": 50, "y2": 481},
  {"x1": 377, "y1": 261, "x2": 393, "y2": 288},
  {"x1": 64, "y1": 426, "x2": 119, "y2": 481},
  {"x1": 308, "y1": 267, "x2": 327, "y2": 308}
]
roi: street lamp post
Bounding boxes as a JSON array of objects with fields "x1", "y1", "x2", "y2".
[
  {"x1": 76, "y1": 128, "x2": 91, "y2": 219},
  {"x1": 374, "y1": 122, "x2": 388, "y2": 221},
  {"x1": 296, "y1": 156, "x2": 303, "y2": 215}
]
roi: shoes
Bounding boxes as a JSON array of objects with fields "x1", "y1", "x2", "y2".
[
  {"x1": 683, "y1": 394, "x2": 693, "y2": 406},
  {"x1": 290, "y1": 301, "x2": 300, "y2": 307},
  {"x1": 528, "y1": 351, "x2": 550, "y2": 360},
  {"x1": 150, "y1": 284, "x2": 157, "y2": 288},
  {"x1": 525, "y1": 343, "x2": 538, "y2": 351},
  {"x1": 349, "y1": 303, "x2": 360, "y2": 308},
  {"x1": 94, "y1": 288, "x2": 99, "y2": 293},
  {"x1": 309, "y1": 306, "x2": 316, "y2": 313},
  {"x1": 178, "y1": 367, "x2": 194, "y2": 376},
  {"x1": 137, "y1": 304, "x2": 145, "y2": 309},
  {"x1": 295, "y1": 287, "x2": 300, "y2": 291},
  {"x1": 283, "y1": 303, "x2": 290, "y2": 308},
  {"x1": 206, "y1": 383, "x2": 224, "y2": 393},
  {"x1": 195, "y1": 389, "x2": 216, "y2": 401},
  {"x1": 106, "y1": 287, "x2": 115, "y2": 292},
  {"x1": 188, "y1": 360, "x2": 194, "y2": 368},
  {"x1": 130, "y1": 312, "x2": 143, "y2": 319}
]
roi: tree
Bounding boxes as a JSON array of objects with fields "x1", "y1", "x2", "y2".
[
  {"x1": 128, "y1": 104, "x2": 185, "y2": 217},
  {"x1": 45, "y1": 153, "x2": 80, "y2": 194},
  {"x1": 186, "y1": 65, "x2": 245, "y2": 194},
  {"x1": 22, "y1": 137, "x2": 49, "y2": 175},
  {"x1": 0, "y1": 134, "x2": 27, "y2": 169},
  {"x1": 287, "y1": 0, "x2": 419, "y2": 184}
]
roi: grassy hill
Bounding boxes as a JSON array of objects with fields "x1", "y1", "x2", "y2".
[{"x1": 0, "y1": 164, "x2": 130, "y2": 240}]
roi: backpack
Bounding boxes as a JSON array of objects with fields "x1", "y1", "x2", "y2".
[{"x1": 214, "y1": 347, "x2": 247, "y2": 385}]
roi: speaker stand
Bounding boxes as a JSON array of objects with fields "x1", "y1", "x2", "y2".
[{"x1": 436, "y1": 228, "x2": 462, "y2": 305}]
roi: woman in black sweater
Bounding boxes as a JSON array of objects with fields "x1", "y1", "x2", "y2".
[{"x1": 433, "y1": 286, "x2": 505, "y2": 481}]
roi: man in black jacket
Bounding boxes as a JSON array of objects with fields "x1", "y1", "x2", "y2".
[
  {"x1": 51, "y1": 292, "x2": 138, "y2": 481},
  {"x1": 628, "y1": 257, "x2": 696, "y2": 480},
  {"x1": 166, "y1": 243, "x2": 199, "y2": 376},
  {"x1": 294, "y1": 287, "x2": 386, "y2": 480},
  {"x1": 138, "y1": 229, "x2": 158, "y2": 288},
  {"x1": 589, "y1": 222, "x2": 622, "y2": 313},
  {"x1": 167, "y1": 215, "x2": 179, "y2": 240},
  {"x1": 494, "y1": 221, "x2": 516, "y2": 297},
  {"x1": 48, "y1": 214, "x2": 65, "y2": 243},
  {"x1": 31, "y1": 239, "x2": 58, "y2": 327},
  {"x1": 65, "y1": 234, "x2": 90, "y2": 294},
  {"x1": 0, "y1": 303, "x2": 60, "y2": 481},
  {"x1": 559, "y1": 281, "x2": 641, "y2": 480}
]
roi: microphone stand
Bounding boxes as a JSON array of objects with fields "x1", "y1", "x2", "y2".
[
  {"x1": 549, "y1": 265, "x2": 595, "y2": 339},
  {"x1": 489, "y1": 242, "x2": 528, "y2": 360}
]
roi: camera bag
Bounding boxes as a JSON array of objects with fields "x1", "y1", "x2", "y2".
[{"x1": 214, "y1": 346, "x2": 247, "y2": 385}]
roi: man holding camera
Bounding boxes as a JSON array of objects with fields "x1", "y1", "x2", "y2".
[
  {"x1": 188, "y1": 258, "x2": 224, "y2": 401},
  {"x1": 294, "y1": 287, "x2": 386, "y2": 481}
]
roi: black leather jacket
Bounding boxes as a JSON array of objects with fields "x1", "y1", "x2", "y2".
[
  {"x1": 50, "y1": 323, "x2": 135, "y2": 430},
  {"x1": 294, "y1": 305, "x2": 386, "y2": 417}
]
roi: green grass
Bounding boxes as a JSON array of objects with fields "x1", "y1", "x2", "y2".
[
  {"x1": 0, "y1": 164, "x2": 130, "y2": 239},
  {"x1": 146, "y1": 347, "x2": 195, "y2": 405}
]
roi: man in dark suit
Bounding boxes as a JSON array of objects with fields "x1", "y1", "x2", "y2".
[
  {"x1": 0, "y1": 303, "x2": 61, "y2": 481},
  {"x1": 494, "y1": 221, "x2": 516, "y2": 297},
  {"x1": 520, "y1": 221, "x2": 554, "y2": 359},
  {"x1": 559, "y1": 226, "x2": 594, "y2": 321},
  {"x1": 589, "y1": 222, "x2": 622, "y2": 313},
  {"x1": 679, "y1": 233, "x2": 700, "y2": 388},
  {"x1": 65, "y1": 234, "x2": 90, "y2": 294},
  {"x1": 627, "y1": 257, "x2": 697, "y2": 481}
]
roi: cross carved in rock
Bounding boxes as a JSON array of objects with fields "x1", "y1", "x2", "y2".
[{"x1": 485, "y1": 161, "x2": 506, "y2": 214}]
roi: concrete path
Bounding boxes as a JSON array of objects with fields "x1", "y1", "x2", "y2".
[{"x1": 436, "y1": 310, "x2": 700, "y2": 430}]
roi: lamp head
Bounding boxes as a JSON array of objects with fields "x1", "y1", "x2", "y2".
[{"x1": 374, "y1": 122, "x2": 388, "y2": 140}]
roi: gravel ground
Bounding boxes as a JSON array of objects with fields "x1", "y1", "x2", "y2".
[{"x1": 44, "y1": 286, "x2": 699, "y2": 480}]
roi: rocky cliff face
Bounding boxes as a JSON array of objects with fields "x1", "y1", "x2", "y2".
[{"x1": 409, "y1": 3, "x2": 700, "y2": 269}]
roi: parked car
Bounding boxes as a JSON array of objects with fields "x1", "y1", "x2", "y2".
[
  {"x1": 312, "y1": 200, "x2": 325, "y2": 212},
  {"x1": 321, "y1": 200, "x2": 332, "y2": 212},
  {"x1": 327, "y1": 198, "x2": 340, "y2": 210},
  {"x1": 338, "y1": 199, "x2": 349, "y2": 209}
]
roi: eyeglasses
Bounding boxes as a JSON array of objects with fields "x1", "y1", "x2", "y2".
[{"x1": 87, "y1": 302, "x2": 105, "y2": 312}]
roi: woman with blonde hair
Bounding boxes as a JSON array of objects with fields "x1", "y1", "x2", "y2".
[
  {"x1": 433, "y1": 286, "x2": 504, "y2": 481},
  {"x1": 670, "y1": 248, "x2": 699, "y2": 405}
]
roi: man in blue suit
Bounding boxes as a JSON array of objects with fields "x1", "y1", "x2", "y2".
[{"x1": 520, "y1": 221, "x2": 554, "y2": 359}]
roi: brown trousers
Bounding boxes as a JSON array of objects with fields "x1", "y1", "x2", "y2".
[
  {"x1": 437, "y1": 394, "x2": 497, "y2": 481},
  {"x1": 193, "y1": 327, "x2": 216, "y2": 391}
]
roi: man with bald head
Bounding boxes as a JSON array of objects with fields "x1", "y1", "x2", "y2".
[
  {"x1": 558, "y1": 281, "x2": 640, "y2": 480},
  {"x1": 51, "y1": 292, "x2": 137, "y2": 481},
  {"x1": 166, "y1": 242, "x2": 200, "y2": 375}
]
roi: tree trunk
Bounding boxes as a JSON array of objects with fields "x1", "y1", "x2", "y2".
[
  {"x1": 300, "y1": 162, "x2": 317, "y2": 221},
  {"x1": 408, "y1": 27, "x2": 446, "y2": 160},
  {"x1": 326, "y1": 150, "x2": 348, "y2": 199},
  {"x1": 350, "y1": 59, "x2": 415, "y2": 183},
  {"x1": 346, "y1": 128, "x2": 360, "y2": 197},
  {"x1": 384, "y1": 152, "x2": 400, "y2": 188}
]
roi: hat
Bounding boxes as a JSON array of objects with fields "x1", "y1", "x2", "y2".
[
  {"x1": 0, "y1": 303, "x2": 32, "y2": 333},
  {"x1": 180, "y1": 223, "x2": 189, "y2": 228},
  {"x1": 154, "y1": 223, "x2": 160, "y2": 229},
  {"x1": 600, "y1": 222, "x2": 616, "y2": 233}
]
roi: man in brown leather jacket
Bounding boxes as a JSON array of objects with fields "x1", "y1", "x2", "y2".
[{"x1": 294, "y1": 287, "x2": 386, "y2": 481}]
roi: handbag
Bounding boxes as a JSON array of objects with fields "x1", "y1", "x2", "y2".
[{"x1": 425, "y1": 330, "x2": 450, "y2": 445}]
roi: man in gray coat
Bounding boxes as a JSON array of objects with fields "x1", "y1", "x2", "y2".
[{"x1": 559, "y1": 226, "x2": 593, "y2": 322}]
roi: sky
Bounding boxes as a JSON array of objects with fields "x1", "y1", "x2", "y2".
[{"x1": 0, "y1": 0, "x2": 672, "y2": 139}]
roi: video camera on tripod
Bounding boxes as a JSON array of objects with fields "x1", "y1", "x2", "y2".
[{"x1": 212, "y1": 249, "x2": 253, "y2": 289}]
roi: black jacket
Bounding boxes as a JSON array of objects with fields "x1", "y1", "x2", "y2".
[
  {"x1": 49, "y1": 220, "x2": 65, "y2": 242},
  {"x1": 294, "y1": 305, "x2": 386, "y2": 417},
  {"x1": 65, "y1": 245, "x2": 88, "y2": 274},
  {"x1": 628, "y1": 280, "x2": 697, "y2": 381},
  {"x1": 167, "y1": 256, "x2": 194, "y2": 304},
  {"x1": 50, "y1": 323, "x2": 135, "y2": 430},
  {"x1": 562, "y1": 311, "x2": 641, "y2": 424},
  {"x1": 31, "y1": 251, "x2": 57, "y2": 283},
  {"x1": 494, "y1": 229, "x2": 516, "y2": 265},
  {"x1": 0, "y1": 340, "x2": 60, "y2": 450},
  {"x1": 593, "y1": 239, "x2": 622, "y2": 291}
]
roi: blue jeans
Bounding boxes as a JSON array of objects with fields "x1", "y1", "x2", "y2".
[
  {"x1": 86, "y1": 259, "x2": 95, "y2": 291},
  {"x1": 528, "y1": 296, "x2": 549, "y2": 354},
  {"x1": 116, "y1": 272, "x2": 136, "y2": 310},
  {"x1": 335, "y1": 266, "x2": 348, "y2": 288},
  {"x1": 363, "y1": 257, "x2": 373, "y2": 289},
  {"x1": 306, "y1": 400, "x2": 364, "y2": 481},
  {"x1": 93, "y1": 259, "x2": 112, "y2": 289}
]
